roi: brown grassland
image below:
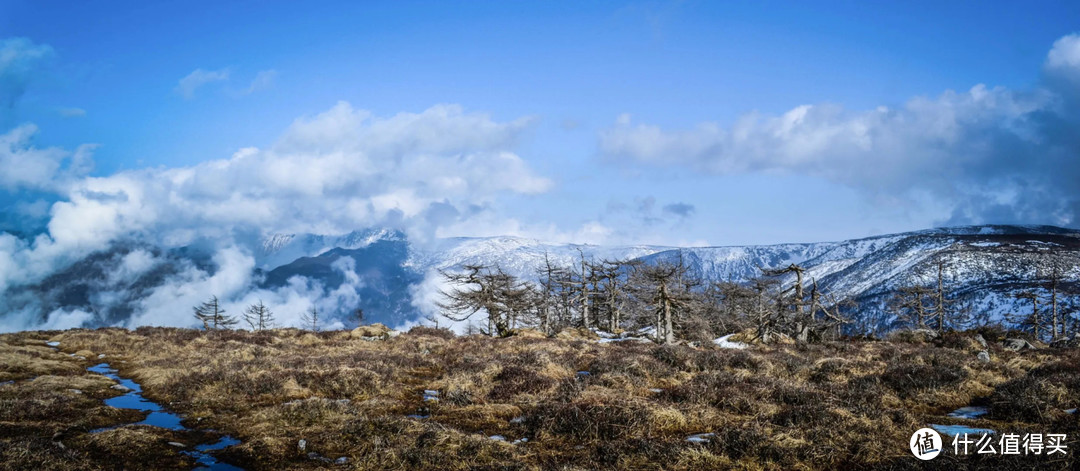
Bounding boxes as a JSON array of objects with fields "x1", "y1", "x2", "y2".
[{"x1": 0, "y1": 326, "x2": 1077, "y2": 470}]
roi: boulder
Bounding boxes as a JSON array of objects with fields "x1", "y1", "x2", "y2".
[
  {"x1": 554, "y1": 328, "x2": 600, "y2": 341},
  {"x1": 910, "y1": 329, "x2": 941, "y2": 342},
  {"x1": 977, "y1": 351, "x2": 991, "y2": 363},
  {"x1": 1002, "y1": 338, "x2": 1036, "y2": 351},
  {"x1": 1050, "y1": 334, "x2": 1079, "y2": 348},
  {"x1": 351, "y1": 323, "x2": 392, "y2": 339},
  {"x1": 508, "y1": 328, "x2": 548, "y2": 339},
  {"x1": 974, "y1": 334, "x2": 988, "y2": 349}
]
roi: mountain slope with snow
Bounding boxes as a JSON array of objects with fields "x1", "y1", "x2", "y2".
[{"x1": 2, "y1": 225, "x2": 1077, "y2": 333}]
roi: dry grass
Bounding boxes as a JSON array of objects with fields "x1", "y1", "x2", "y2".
[{"x1": 1, "y1": 326, "x2": 1077, "y2": 470}]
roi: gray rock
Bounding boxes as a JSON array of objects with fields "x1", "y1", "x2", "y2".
[
  {"x1": 1002, "y1": 338, "x2": 1036, "y2": 351},
  {"x1": 67, "y1": 389, "x2": 83, "y2": 394},
  {"x1": 297, "y1": 439, "x2": 306, "y2": 452},
  {"x1": 974, "y1": 334, "x2": 988, "y2": 349},
  {"x1": 977, "y1": 351, "x2": 991, "y2": 363},
  {"x1": 168, "y1": 441, "x2": 186, "y2": 448},
  {"x1": 110, "y1": 384, "x2": 131, "y2": 392},
  {"x1": 1050, "y1": 336, "x2": 1079, "y2": 348}
]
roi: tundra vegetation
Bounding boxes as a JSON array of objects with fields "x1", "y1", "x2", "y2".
[{"x1": 1, "y1": 325, "x2": 1078, "y2": 470}]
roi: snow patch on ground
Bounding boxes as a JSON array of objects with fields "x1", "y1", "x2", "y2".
[
  {"x1": 686, "y1": 433, "x2": 716, "y2": 443},
  {"x1": 712, "y1": 334, "x2": 748, "y2": 349}
]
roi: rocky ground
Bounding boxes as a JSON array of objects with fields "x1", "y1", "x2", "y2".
[{"x1": 0, "y1": 326, "x2": 1077, "y2": 470}]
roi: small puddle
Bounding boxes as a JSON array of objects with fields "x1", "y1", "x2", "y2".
[
  {"x1": 87, "y1": 363, "x2": 185, "y2": 431},
  {"x1": 86, "y1": 363, "x2": 243, "y2": 470}
]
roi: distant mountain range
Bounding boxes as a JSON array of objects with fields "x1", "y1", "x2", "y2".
[{"x1": 5, "y1": 225, "x2": 1078, "y2": 333}]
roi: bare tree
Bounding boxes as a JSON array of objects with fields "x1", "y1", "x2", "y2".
[
  {"x1": 243, "y1": 300, "x2": 275, "y2": 331},
  {"x1": 890, "y1": 285, "x2": 935, "y2": 330},
  {"x1": 534, "y1": 252, "x2": 560, "y2": 334},
  {"x1": 931, "y1": 260, "x2": 954, "y2": 334},
  {"x1": 1042, "y1": 259, "x2": 1067, "y2": 341},
  {"x1": 595, "y1": 258, "x2": 637, "y2": 332},
  {"x1": 193, "y1": 295, "x2": 237, "y2": 330},
  {"x1": 438, "y1": 264, "x2": 534, "y2": 337},
  {"x1": 1011, "y1": 292, "x2": 1043, "y2": 341},
  {"x1": 747, "y1": 276, "x2": 781, "y2": 343},
  {"x1": 631, "y1": 255, "x2": 696, "y2": 344},
  {"x1": 300, "y1": 305, "x2": 320, "y2": 332},
  {"x1": 760, "y1": 264, "x2": 812, "y2": 341},
  {"x1": 807, "y1": 277, "x2": 853, "y2": 340},
  {"x1": 353, "y1": 307, "x2": 365, "y2": 327},
  {"x1": 557, "y1": 249, "x2": 600, "y2": 330}
]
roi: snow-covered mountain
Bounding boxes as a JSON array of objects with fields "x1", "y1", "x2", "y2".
[{"x1": 3, "y1": 225, "x2": 1078, "y2": 333}]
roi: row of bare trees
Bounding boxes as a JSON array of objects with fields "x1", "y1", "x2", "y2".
[
  {"x1": 437, "y1": 251, "x2": 855, "y2": 343},
  {"x1": 193, "y1": 297, "x2": 365, "y2": 332},
  {"x1": 889, "y1": 257, "x2": 1079, "y2": 342}
]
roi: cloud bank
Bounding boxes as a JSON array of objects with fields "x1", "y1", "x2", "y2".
[
  {"x1": 600, "y1": 33, "x2": 1080, "y2": 227},
  {"x1": 0, "y1": 100, "x2": 551, "y2": 331}
]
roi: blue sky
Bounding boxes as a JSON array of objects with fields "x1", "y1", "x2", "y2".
[{"x1": 3, "y1": 0, "x2": 1080, "y2": 247}]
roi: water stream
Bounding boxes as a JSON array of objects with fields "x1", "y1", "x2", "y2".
[{"x1": 85, "y1": 361, "x2": 244, "y2": 470}]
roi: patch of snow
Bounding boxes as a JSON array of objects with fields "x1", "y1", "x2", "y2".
[
  {"x1": 712, "y1": 334, "x2": 748, "y2": 350},
  {"x1": 597, "y1": 336, "x2": 651, "y2": 344},
  {"x1": 591, "y1": 329, "x2": 618, "y2": 339},
  {"x1": 489, "y1": 435, "x2": 506, "y2": 441},
  {"x1": 46, "y1": 341, "x2": 60, "y2": 347},
  {"x1": 510, "y1": 416, "x2": 525, "y2": 424},
  {"x1": 512, "y1": 437, "x2": 529, "y2": 445},
  {"x1": 686, "y1": 433, "x2": 716, "y2": 443},
  {"x1": 969, "y1": 242, "x2": 1001, "y2": 248},
  {"x1": 648, "y1": 388, "x2": 664, "y2": 393},
  {"x1": 1066, "y1": 408, "x2": 1077, "y2": 415},
  {"x1": 422, "y1": 390, "x2": 439, "y2": 402}
]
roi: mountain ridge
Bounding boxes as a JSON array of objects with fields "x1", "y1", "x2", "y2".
[{"x1": 2, "y1": 224, "x2": 1077, "y2": 333}]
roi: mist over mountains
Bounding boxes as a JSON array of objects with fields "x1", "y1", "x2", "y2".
[{"x1": 1, "y1": 224, "x2": 1076, "y2": 334}]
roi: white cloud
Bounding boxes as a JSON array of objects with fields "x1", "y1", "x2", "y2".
[
  {"x1": 599, "y1": 34, "x2": 1080, "y2": 227},
  {"x1": 244, "y1": 69, "x2": 276, "y2": 94},
  {"x1": 0, "y1": 102, "x2": 550, "y2": 305},
  {"x1": 0, "y1": 124, "x2": 95, "y2": 192},
  {"x1": 1044, "y1": 33, "x2": 1080, "y2": 85},
  {"x1": 58, "y1": 107, "x2": 86, "y2": 118},
  {"x1": 0, "y1": 37, "x2": 53, "y2": 109},
  {"x1": 176, "y1": 68, "x2": 230, "y2": 99}
]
